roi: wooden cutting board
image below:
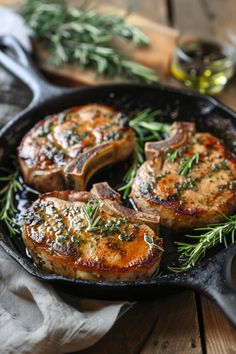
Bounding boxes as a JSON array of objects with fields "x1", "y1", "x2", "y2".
[{"x1": 34, "y1": 5, "x2": 179, "y2": 86}]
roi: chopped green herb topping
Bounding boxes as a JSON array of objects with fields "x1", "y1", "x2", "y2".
[
  {"x1": 64, "y1": 128, "x2": 89, "y2": 147},
  {"x1": 212, "y1": 160, "x2": 230, "y2": 172},
  {"x1": 37, "y1": 120, "x2": 52, "y2": 137},
  {"x1": 166, "y1": 147, "x2": 183, "y2": 162},
  {"x1": 174, "y1": 177, "x2": 201, "y2": 193},
  {"x1": 178, "y1": 153, "x2": 201, "y2": 176},
  {"x1": 144, "y1": 233, "x2": 163, "y2": 251},
  {"x1": 118, "y1": 233, "x2": 136, "y2": 242}
]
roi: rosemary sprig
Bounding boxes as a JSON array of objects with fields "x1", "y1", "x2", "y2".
[
  {"x1": 166, "y1": 147, "x2": 183, "y2": 162},
  {"x1": 82, "y1": 200, "x2": 101, "y2": 231},
  {"x1": 82, "y1": 200, "x2": 128, "y2": 235},
  {"x1": 118, "y1": 138, "x2": 144, "y2": 198},
  {"x1": 20, "y1": 0, "x2": 158, "y2": 83},
  {"x1": 0, "y1": 159, "x2": 23, "y2": 236},
  {"x1": 118, "y1": 109, "x2": 170, "y2": 198},
  {"x1": 129, "y1": 108, "x2": 170, "y2": 140},
  {"x1": 170, "y1": 214, "x2": 236, "y2": 272},
  {"x1": 178, "y1": 153, "x2": 201, "y2": 176}
]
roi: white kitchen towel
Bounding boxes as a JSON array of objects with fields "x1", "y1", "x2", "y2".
[{"x1": 0, "y1": 247, "x2": 124, "y2": 354}]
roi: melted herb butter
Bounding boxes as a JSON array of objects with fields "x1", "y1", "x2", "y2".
[
  {"x1": 26, "y1": 198, "x2": 139, "y2": 249},
  {"x1": 118, "y1": 232, "x2": 136, "y2": 242},
  {"x1": 63, "y1": 128, "x2": 89, "y2": 147},
  {"x1": 102, "y1": 131, "x2": 123, "y2": 142},
  {"x1": 24, "y1": 200, "x2": 49, "y2": 226},
  {"x1": 166, "y1": 147, "x2": 184, "y2": 162},
  {"x1": 40, "y1": 142, "x2": 65, "y2": 163},
  {"x1": 82, "y1": 199, "x2": 139, "y2": 241},
  {"x1": 116, "y1": 112, "x2": 129, "y2": 127},
  {"x1": 218, "y1": 180, "x2": 236, "y2": 192},
  {"x1": 24, "y1": 211, "x2": 43, "y2": 226},
  {"x1": 174, "y1": 177, "x2": 201, "y2": 193},
  {"x1": 71, "y1": 235, "x2": 81, "y2": 244},
  {"x1": 212, "y1": 160, "x2": 230, "y2": 172},
  {"x1": 91, "y1": 216, "x2": 129, "y2": 237},
  {"x1": 139, "y1": 181, "x2": 155, "y2": 194},
  {"x1": 57, "y1": 113, "x2": 67, "y2": 124},
  {"x1": 37, "y1": 120, "x2": 53, "y2": 137}
]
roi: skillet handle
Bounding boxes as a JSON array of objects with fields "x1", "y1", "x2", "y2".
[
  {"x1": 169, "y1": 244, "x2": 236, "y2": 328},
  {"x1": 0, "y1": 35, "x2": 65, "y2": 105}
]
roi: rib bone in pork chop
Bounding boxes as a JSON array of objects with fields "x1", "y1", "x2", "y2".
[
  {"x1": 131, "y1": 122, "x2": 236, "y2": 230},
  {"x1": 22, "y1": 183, "x2": 162, "y2": 281},
  {"x1": 18, "y1": 105, "x2": 135, "y2": 192}
]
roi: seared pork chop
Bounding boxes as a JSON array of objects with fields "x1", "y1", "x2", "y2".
[
  {"x1": 131, "y1": 122, "x2": 236, "y2": 230},
  {"x1": 22, "y1": 183, "x2": 162, "y2": 281},
  {"x1": 18, "y1": 104, "x2": 135, "y2": 192}
]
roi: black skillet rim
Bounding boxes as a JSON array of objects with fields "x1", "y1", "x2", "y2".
[{"x1": 0, "y1": 82, "x2": 236, "y2": 289}]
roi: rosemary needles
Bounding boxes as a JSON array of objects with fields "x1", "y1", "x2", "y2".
[
  {"x1": 118, "y1": 138, "x2": 144, "y2": 199},
  {"x1": 0, "y1": 159, "x2": 23, "y2": 236},
  {"x1": 82, "y1": 200, "x2": 101, "y2": 232},
  {"x1": 21, "y1": 0, "x2": 158, "y2": 83},
  {"x1": 178, "y1": 153, "x2": 201, "y2": 176},
  {"x1": 170, "y1": 214, "x2": 236, "y2": 272},
  {"x1": 118, "y1": 108, "x2": 170, "y2": 198}
]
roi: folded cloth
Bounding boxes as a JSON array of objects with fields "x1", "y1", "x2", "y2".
[{"x1": 0, "y1": 247, "x2": 124, "y2": 353}]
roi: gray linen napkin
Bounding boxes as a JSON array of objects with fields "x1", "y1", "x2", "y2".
[{"x1": 0, "y1": 6, "x2": 125, "y2": 353}]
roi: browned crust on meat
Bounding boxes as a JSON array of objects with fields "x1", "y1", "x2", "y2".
[
  {"x1": 131, "y1": 122, "x2": 236, "y2": 230},
  {"x1": 92, "y1": 183, "x2": 160, "y2": 232},
  {"x1": 23, "y1": 234, "x2": 162, "y2": 276},
  {"x1": 18, "y1": 104, "x2": 135, "y2": 192},
  {"x1": 22, "y1": 184, "x2": 162, "y2": 281},
  {"x1": 146, "y1": 122, "x2": 196, "y2": 160}
]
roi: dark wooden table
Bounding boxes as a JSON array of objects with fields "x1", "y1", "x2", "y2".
[{"x1": 1, "y1": 0, "x2": 236, "y2": 353}]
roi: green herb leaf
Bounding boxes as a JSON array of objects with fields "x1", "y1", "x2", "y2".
[
  {"x1": 0, "y1": 158, "x2": 23, "y2": 237},
  {"x1": 118, "y1": 138, "x2": 144, "y2": 198},
  {"x1": 118, "y1": 109, "x2": 170, "y2": 198},
  {"x1": 178, "y1": 153, "x2": 201, "y2": 176},
  {"x1": 82, "y1": 200, "x2": 101, "y2": 231},
  {"x1": 166, "y1": 147, "x2": 183, "y2": 162},
  {"x1": 144, "y1": 233, "x2": 164, "y2": 251},
  {"x1": 169, "y1": 213, "x2": 236, "y2": 272}
]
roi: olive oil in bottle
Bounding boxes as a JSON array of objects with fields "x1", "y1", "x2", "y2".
[{"x1": 171, "y1": 37, "x2": 235, "y2": 94}]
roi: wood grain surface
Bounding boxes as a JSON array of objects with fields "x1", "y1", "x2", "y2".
[
  {"x1": 202, "y1": 296, "x2": 236, "y2": 354},
  {"x1": 80, "y1": 301, "x2": 158, "y2": 354},
  {"x1": 140, "y1": 291, "x2": 201, "y2": 354}
]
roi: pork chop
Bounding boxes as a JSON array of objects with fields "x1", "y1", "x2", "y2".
[
  {"x1": 131, "y1": 122, "x2": 236, "y2": 230},
  {"x1": 18, "y1": 104, "x2": 135, "y2": 192},
  {"x1": 22, "y1": 183, "x2": 162, "y2": 281}
]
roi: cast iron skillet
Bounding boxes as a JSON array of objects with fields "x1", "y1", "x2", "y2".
[{"x1": 1, "y1": 35, "x2": 236, "y2": 327}]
